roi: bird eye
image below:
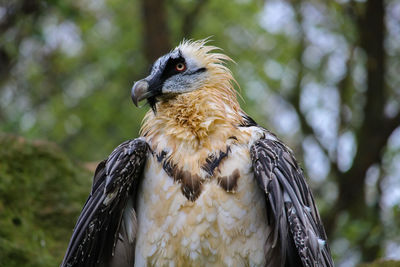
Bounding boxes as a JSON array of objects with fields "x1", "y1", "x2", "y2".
[{"x1": 176, "y1": 63, "x2": 186, "y2": 72}]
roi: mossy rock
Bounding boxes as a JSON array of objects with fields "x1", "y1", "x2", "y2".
[
  {"x1": 359, "y1": 260, "x2": 400, "y2": 267},
  {"x1": 0, "y1": 135, "x2": 93, "y2": 267}
]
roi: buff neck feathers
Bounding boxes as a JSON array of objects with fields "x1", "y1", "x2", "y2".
[{"x1": 140, "y1": 40, "x2": 246, "y2": 160}]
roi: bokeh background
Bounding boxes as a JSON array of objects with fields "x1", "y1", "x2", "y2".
[{"x1": 0, "y1": 0, "x2": 399, "y2": 266}]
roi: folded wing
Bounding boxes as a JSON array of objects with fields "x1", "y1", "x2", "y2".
[
  {"x1": 61, "y1": 138, "x2": 148, "y2": 267},
  {"x1": 250, "y1": 136, "x2": 334, "y2": 267}
]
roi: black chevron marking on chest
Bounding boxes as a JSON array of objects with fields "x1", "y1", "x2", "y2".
[
  {"x1": 162, "y1": 159, "x2": 202, "y2": 201},
  {"x1": 157, "y1": 145, "x2": 237, "y2": 201}
]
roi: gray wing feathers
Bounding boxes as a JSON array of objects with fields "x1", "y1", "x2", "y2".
[
  {"x1": 61, "y1": 138, "x2": 148, "y2": 267},
  {"x1": 250, "y1": 137, "x2": 334, "y2": 267},
  {"x1": 107, "y1": 198, "x2": 136, "y2": 267}
]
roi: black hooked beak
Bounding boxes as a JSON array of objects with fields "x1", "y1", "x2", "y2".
[{"x1": 131, "y1": 80, "x2": 154, "y2": 107}]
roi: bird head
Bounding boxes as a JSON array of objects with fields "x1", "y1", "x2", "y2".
[{"x1": 131, "y1": 39, "x2": 234, "y2": 112}]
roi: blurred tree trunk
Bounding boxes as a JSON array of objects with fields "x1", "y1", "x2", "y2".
[
  {"x1": 139, "y1": 0, "x2": 209, "y2": 62},
  {"x1": 337, "y1": 0, "x2": 386, "y2": 221},
  {"x1": 336, "y1": 0, "x2": 385, "y2": 260},
  {"x1": 181, "y1": 0, "x2": 209, "y2": 37},
  {"x1": 140, "y1": 0, "x2": 171, "y2": 62},
  {"x1": 323, "y1": 0, "x2": 399, "y2": 261},
  {"x1": 289, "y1": 0, "x2": 399, "y2": 261}
]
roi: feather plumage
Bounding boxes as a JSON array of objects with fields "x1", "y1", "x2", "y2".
[
  {"x1": 61, "y1": 139, "x2": 148, "y2": 267},
  {"x1": 250, "y1": 136, "x2": 334, "y2": 267}
]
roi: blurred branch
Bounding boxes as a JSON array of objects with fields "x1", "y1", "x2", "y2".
[
  {"x1": 321, "y1": 41, "x2": 357, "y2": 238},
  {"x1": 326, "y1": 0, "x2": 390, "y2": 261},
  {"x1": 288, "y1": 1, "x2": 340, "y2": 177},
  {"x1": 0, "y1": 47, "x2": 10, "y2": 88},
  {"x1": 337, "y1": 45, "x2": 355, "y2": 131},
  {"x1": 0, "y1": 0, "x2": 42, "y2": 81},
  {"x1": 182, "y1": 0, "x2": 209, "y2": 37},
  {"x1": 0, "y1": 0, "x2": 41, "y2": 32}
]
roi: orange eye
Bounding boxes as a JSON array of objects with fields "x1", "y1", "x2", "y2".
[{"x1": 176, "y1": 63, "x2": 186, "y2": 72}]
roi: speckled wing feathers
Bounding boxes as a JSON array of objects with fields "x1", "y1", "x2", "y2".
[
  {"x1": 250, "y1": 137, "x2": 334, "y2": 267},
  {"x1": 61, "y1": 138, "x2": 148, "y2": 267}
]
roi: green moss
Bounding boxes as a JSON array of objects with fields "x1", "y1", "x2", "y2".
[
  {"x1": 359, "y1": 260, "x2": 400, "y2": 267},
  {"x1": 0, "y1": 135, "x2": 92, "y2": 267}
]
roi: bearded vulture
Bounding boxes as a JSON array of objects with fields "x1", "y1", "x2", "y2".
[{"x1": 61, "y1": 40, "x2": 334, "y2": 267}]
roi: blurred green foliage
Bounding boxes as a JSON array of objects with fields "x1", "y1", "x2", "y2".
[
  {"x1": 1, "y1": 0, "x2": 399, "y2": 266},
  {"x1": 0, "y1": 0, "x2": 270, "y2": 161}
]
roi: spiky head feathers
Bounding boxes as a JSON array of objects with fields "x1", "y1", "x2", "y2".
[{"x1": 131, "y1": 39, "x2": 239, "y2": 111}]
